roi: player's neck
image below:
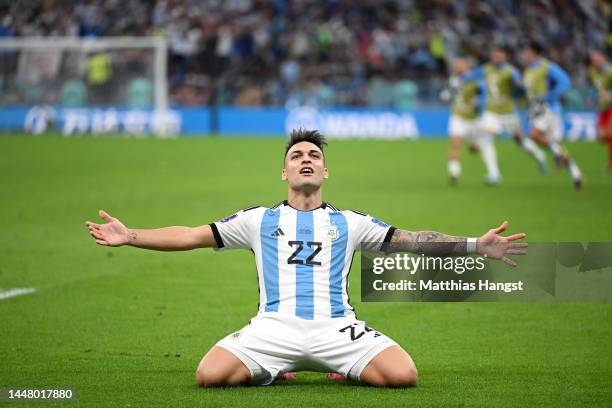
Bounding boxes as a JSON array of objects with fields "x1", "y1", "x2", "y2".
[{"x1": 287, "y1": 188, "x2": 323, "y2": 211}]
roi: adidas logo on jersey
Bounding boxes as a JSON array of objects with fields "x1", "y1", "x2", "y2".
[{"x1": 271, "y1": 227, "x2": 285, "y2": 237}]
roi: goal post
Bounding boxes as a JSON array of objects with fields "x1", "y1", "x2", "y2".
[{"x1": 0, "y1": 36, "x2": 173, "y2": 135}]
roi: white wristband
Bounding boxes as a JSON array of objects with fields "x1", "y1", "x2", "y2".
[{"x1": 467, "y1": 238, "x2": 478, "y2": 254}]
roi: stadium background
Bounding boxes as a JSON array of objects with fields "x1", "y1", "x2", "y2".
[{"x1": 1, "y1": 1, "x2": 611, "y2": 407}]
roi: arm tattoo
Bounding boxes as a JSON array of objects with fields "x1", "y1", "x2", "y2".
[
  {"x1": 387, "y1": 229, "x2": 468, "y2": 256},
  {"x1": 129, "y1": 230, "x2": 138, "y2": 241}
]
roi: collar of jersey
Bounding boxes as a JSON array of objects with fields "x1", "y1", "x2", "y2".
[
  {"x1": 529, "y1": 58, "x2": 543, "y2": 68},
  {"x1": 282, "y1": 200, "x2": 327, "y2": 212}
]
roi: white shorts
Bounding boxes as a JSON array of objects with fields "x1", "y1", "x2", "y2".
[
  {"x1": 216, "y1": 312, "x2": 397, "y2": 385},
  {"x1": 448, "y1": 115, "x2": 479, "y2": 142},
  {"x1": 530, "y1": 106, "x2": 563, "y2": 142},
  {"x1": 479, "y1": 111, "x2": 521, "y2": 135}
]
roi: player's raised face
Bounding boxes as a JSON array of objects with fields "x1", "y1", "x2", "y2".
[{"x1": 282, "y1": 141, "x2": 328, "y2": 192}]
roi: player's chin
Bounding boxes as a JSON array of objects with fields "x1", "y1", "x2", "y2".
[{"x1": 293, "y1": 178, "x2": 323, "y2": 190}]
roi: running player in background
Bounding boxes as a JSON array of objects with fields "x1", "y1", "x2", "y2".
[
  {"x1": 462, "y1": 45, "x2": 546, "y2": 185},
  {"x1": 85, "y1": 129, "x2": 527, "y2": 388},
  {"x1": 444, "y1": 57, "x2": 483, "y2": 185},
  {"x1": 588, "y1": 50, "x2": 612, "y2": 174},
  {"x1": 522, "y1": 42, "x2": 583, "y2": 190}
]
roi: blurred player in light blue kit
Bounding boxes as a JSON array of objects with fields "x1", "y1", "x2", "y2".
[
  {"x1": 462, "y1": 45, "x2": 547, "y2": 185},
  {"x1": 521, "y1": 41, "x2": 583, "y2": 191},
  {"x1": 444, "y1": 57, "x2": 483, "y2": 184}
]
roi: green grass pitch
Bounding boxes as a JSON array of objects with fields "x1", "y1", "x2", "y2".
[{"x1": 1, "y1": 135, "x2": 611, "y2": 407}]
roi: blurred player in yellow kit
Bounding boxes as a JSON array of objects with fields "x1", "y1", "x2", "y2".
[
  {"x1": 461, "y1": 46, "x2": 547, "y2": 185},
  {"x1": 521, "y1": 42, "x2": 582, "y2": 190},
  {"x1": 445, "y1": 57, "x2": 482, "y2": 184}
]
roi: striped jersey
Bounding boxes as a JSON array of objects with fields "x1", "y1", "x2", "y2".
[{"x1": 210, "y1": 200, "x2": 395, "y2": 320}]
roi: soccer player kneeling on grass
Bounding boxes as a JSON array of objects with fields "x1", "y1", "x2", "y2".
[{"x1": 85, "y1": 129, "x2": 527, "y2": 387}]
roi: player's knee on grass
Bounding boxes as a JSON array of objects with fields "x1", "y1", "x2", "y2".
[
  {"x1": 364, "y1": 363, "x2": 418, "y2": 388},
  {"x1": 195, "y1": 347, "x2": 251, "y2": 387},
  {"x1": 383, "y1": 363, "x2": 418, "y2": 387},
  {"x1": 195, "y1": 364, "x2": 250, "y2": 387},
  {"x1": 360, "y1": 346, "x2": 418, "y2": 388}
]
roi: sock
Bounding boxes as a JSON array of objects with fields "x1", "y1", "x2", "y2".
[
  {"x1": 448, "y1": 159, "x2": 461, "y2": 178},
  {"x1": 521, "y1": 137, "x2": 546, "y2": 163},
  {"x1": 479, "y1": 133, "x2": 500, "y2": 179},
  {"x1": 548, "y1": 142, "x2": 564, "y2": 160},
  {"x1": 568, "y1": 159, "x2": 582, "y2": 181}
]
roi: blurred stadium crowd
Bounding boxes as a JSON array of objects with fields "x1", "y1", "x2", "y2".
[{"x1": 0, "y1": 0, "x2": 610, "y2": 108}]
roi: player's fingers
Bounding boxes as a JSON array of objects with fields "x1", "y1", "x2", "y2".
[
  {"x1": 506, "y1": 249, "x2": 527, "y2": 255},
  {"x1": 87, "y1": 224, "x2": 100, "y2": 231},
  {"x1": 95, "y1": 239, "x2": 109, "y2": 246},
  {"x1": 90, "y1": 230, "x2": 104, "y2": 240},
  {"x1": 502, "y1": 256, "x2": 517, "y2": 267},
  {"x1": 85, "y1": 221, "x2": 100, "y2": 228},
  {"x1": 99, "y1": 210, "x2": 114, "y2": 222},
  {"x1": 509, "y1": 242, "x2": 528, "y2": 248},
  {"x1": 493, "y1": 220, "x2": 508, "y2": 234},
  {"x1": 509, "y1": 241, "x2": 528, "y2": 248},
  {"x1": 505, "y1": 233, "x2": 526, "y2": 241}
]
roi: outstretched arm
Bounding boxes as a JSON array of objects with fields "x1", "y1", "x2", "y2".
[
  {"x1": 387, "y1": 221, "x2": 527, "y2": 266},
  {"x1": 85, "y1": 210, "x2": 217, "y2": 250}
]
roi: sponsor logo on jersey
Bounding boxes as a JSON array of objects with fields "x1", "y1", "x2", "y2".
[
  {"x1": 371, "y1": 218, "x2": 389, "y2": 228},
  {"x1": 271, "y1": 227, "x2": 285, "y2": 237},
  {"x1": 220, "y1": 213, "x2": 238, "y2": 223}
]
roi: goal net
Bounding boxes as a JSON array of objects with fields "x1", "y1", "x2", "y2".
[{"x1": 0, "y1": 37, "x2": 177, "y2": 135}]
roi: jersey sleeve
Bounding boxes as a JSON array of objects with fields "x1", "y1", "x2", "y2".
[
  {"x1": 461, "y1": 66, "x2": 484, "y2": 82},
  {"x1": 548, "y1": 63, "x2": 571, "y2": 99},
  {"x1": 510, "y1": 66, "x2": 522, "y2": 86},
  {"x1": 345, "y1": 210, "x2": 396, "y2": 252},
  {"x1": 209, "y1": 207, "x2": 262, "y2": 250}
]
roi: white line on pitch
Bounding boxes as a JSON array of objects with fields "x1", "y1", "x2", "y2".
[{"x1": 0, "y1": 288, "x2": 37, "y2": 300}]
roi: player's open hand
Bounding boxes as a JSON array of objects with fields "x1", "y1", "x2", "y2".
[
  {"x1": 85, "y1": 210, "x2": 130, "y2": 246},
  {"x1": 477, "y1": 221, "x2": 527, "y2": 267}
]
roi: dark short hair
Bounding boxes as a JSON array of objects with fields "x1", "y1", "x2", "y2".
[
  {"x1": 491, "y1": 43, "x2": 512, "y2": 55},
  {"x1": 526, "y1": 40, "x2": 544, "y2": 55},
  {"x1": 284, "y1": 128, "x2": 328, "y2": 159}
]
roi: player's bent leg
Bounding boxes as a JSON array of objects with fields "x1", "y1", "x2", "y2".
[
  {"x1": 359, "y1": 345, "x2": 418, "y2": 388},
  {"x1": 195, "y1": 346, "x2": 251, "y2": 387},
  {"x1": 529, "y1": 128, "x2": 548, "y2": 147},
  {"x1": 478, "y1": 131, "x2": 501, "y2": 184},
  {"x1": 514, "y1": 131, "x2": 547, "y2": 173},
  {"x1": 449, "y1": 135, "x2": 462, "y2": 161},
  {"x1": 448, "y1": 136, "x2": 462, "y2": 184}
]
